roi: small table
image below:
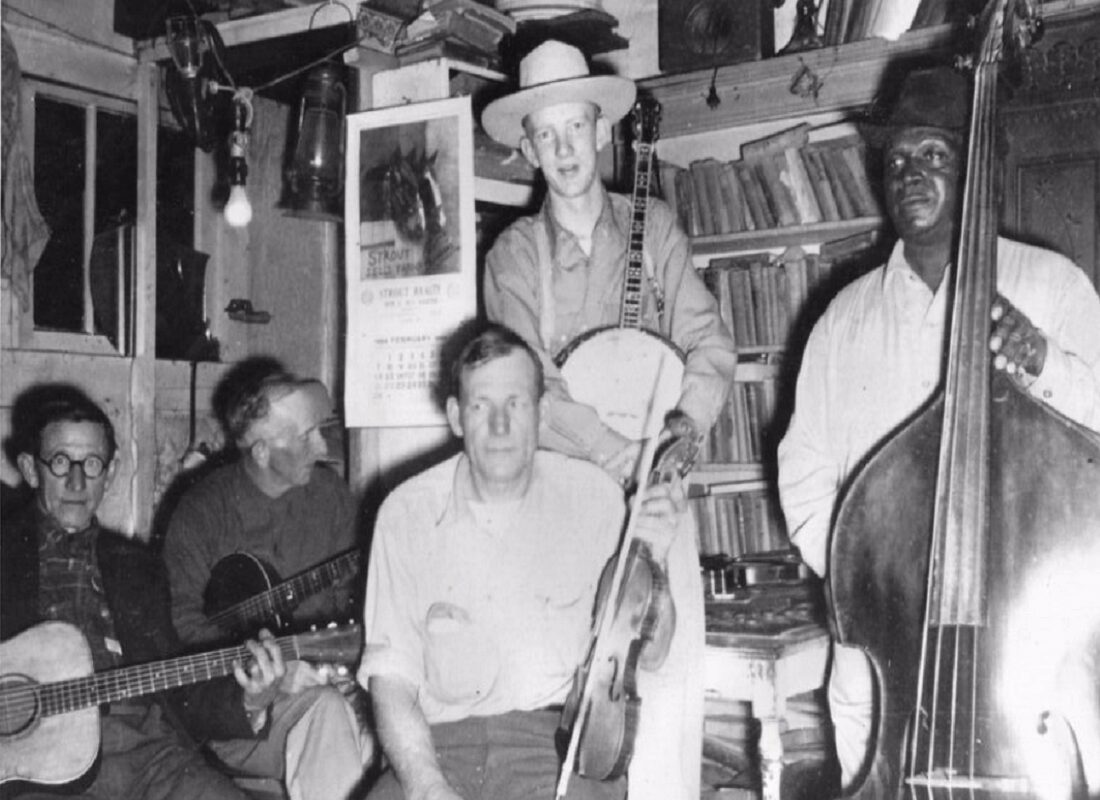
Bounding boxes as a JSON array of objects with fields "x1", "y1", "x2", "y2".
[{"x1": 703, "y1": 594, "x2": 830, "y2": 800}]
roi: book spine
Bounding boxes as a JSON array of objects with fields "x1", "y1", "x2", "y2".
[
  {"x1": 721, "y1": 162, "x2": 755, "y2": 231},
  {"x1": 678, "y1": 169, "x2": 704, "y2": 237},
  {"x1": 838, "y1": 142, "x2": 882, "y2": 217},
  {"x1": 688, "y1": 160, "x2": 715, "y2": 236},
  {"x1": 803, "y1": 147, "x2": 841, "y2": 222},
  {"x1": 734, "y1": 162, "x2": 774, "y2": 230},
  {"x1": 780, "y1": 148, "x2": 822, "y2": 223},
  {"x1": 754, "y1": 156, "x2": 798, "y2": 227}
]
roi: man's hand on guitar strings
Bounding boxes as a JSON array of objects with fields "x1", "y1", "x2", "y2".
[{"x1": 236, "y1": 629, "x2": 284, "y2": 726}]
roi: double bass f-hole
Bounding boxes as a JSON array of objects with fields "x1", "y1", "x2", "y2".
[{"x1": 555, "y1": 429, "x2": 698, "y2": 798}]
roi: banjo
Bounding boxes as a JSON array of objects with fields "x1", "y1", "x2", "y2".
[{"x1": 554, "y1": 97, "x2": 685, "y2": 441}]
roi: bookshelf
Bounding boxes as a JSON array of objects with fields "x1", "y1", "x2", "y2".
[
  {"x1": 687, "y1": 216, "x2": 884, "y2": 560},
  {"x1": 649, "y1": 95, "x2": 892, "y2": 561}
]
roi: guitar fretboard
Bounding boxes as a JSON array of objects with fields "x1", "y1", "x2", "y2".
[
  {"x1": 14, "y1": 638, "x2": 308, "y2": 719},
  {"x1": 620, "y1": 140, "x2": 655, "y2": 330},
  {"x1": 209, "y1": 550, "x2": 360, "y2": 632}
]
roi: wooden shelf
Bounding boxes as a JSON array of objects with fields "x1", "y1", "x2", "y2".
[
  {"x1": 638, "y1": 0, "x2": 1095, "y2": 139},
  {"x1": 691, "y1": 217, "x2": 882, "y2": 259}
]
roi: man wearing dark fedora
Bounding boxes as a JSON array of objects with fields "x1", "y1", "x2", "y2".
[
  {"x1": 478, "y1": 40, "x2": 726, "y2": 800},
  {"x1": 777, "y1": 65, "x2": 1100, "y2": 789}
]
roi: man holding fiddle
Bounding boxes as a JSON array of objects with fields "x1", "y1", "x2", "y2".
[{"x1": 359, "y1": 324, "x2": 701, "y2": 800}]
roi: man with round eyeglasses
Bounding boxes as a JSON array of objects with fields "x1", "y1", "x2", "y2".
[{"x1": 1, "y1": 387, "x2": 282, "y2": 800}]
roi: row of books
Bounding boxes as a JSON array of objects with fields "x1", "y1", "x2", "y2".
[
  {"x1": 658, "y1": 125, "x2": 881, "y2": 239},
  {"x1": 704, "y1": 248, "x2": 838, "y2": 349},
  {"x1": 692, "y1": 489, "x2": 790, "y2": 558},
  {"x1": 702, "y1": 380, "x2": 778, "y2": 465}
]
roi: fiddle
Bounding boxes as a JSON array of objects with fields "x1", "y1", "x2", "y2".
[{"x1": 555, "y1": 432, "x2": 698, "y2": 797}]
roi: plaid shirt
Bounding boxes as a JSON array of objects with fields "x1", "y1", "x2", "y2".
[{"x1": 37, "y1": 510, "x2": 122, "y2": 671}]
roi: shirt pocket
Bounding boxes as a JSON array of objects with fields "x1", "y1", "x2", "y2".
[{"x1": 423, "y1": 601, "x2": 500, "y2": 704}]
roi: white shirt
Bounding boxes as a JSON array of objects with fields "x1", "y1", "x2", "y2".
[{"x1": 778, "y1": 237, "x2": 1100, "y2": 576}]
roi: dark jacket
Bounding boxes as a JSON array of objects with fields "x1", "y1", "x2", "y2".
[{"x1": 0, "y1": 503, "x2": 259, "y2": 743}]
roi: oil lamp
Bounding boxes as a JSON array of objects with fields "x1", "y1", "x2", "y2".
[{"x1": 284, "y1": 62, "x2": 347, "y2": 221}]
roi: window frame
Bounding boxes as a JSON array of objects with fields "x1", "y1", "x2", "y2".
[{"x1": 17, "y1": 79, "x2": 142, "y2": 356}]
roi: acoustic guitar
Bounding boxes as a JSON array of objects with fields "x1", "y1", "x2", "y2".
[
  {"x1": 555, "y1": 97, "x2": 686, "y2": 442},
  {"x1": 203, "y1": 548, "x2": 361, "y2": 634},
  {"x1": 0, "y1": 620, "x2": 361, "y2": 787}
]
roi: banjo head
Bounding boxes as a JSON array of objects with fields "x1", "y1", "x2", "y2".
[{"x1": 557, "y1": 327, "x2": 685, "y2": 441}]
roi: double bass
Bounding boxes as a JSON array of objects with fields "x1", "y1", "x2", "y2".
[{"x1": 830, "y1": 1, "x2": 1100, "y2": 797}]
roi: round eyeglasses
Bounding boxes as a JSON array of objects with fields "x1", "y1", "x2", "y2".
[{"x1": 38, "y1": 453, "x2": 108, "y2": 479}]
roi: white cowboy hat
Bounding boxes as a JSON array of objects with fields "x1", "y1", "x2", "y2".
[{"x1": 481, "y1": 40, "x2": 636, "y2": 149}]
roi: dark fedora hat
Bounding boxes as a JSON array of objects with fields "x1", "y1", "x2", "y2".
[{"x1": 863, "y1": 66, "x2": 971, "y2": 145}]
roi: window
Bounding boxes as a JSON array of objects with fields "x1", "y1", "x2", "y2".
[{"x1": 20, "y1": 80, "x2": 196, "y2": 358}]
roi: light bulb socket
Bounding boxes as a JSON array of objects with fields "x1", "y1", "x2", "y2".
[{"x1": 228, "y1": 156, "x2": 248, "y2": 187}]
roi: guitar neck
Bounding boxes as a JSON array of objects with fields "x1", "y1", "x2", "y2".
[
  {"x1": 37, "y1": 636, "x2": 306, "y2": 719},
  {"x1": 214, "y1": 550, "x2": 360, "y2": 631},
  {"x1": 620, "y1": 141, "x2": 655, "y2": 329}
]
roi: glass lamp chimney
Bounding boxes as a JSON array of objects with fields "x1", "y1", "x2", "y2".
[{"x1": 285, "y1": 62, "x2": 346, "y2": 221}]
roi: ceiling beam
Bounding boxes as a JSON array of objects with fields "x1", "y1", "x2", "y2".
[{"x1": 136, "y1": 1, "x2": 361, "y2": 63}]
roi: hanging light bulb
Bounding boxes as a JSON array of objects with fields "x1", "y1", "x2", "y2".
[
  {"x1": 224, "y1": 89, "x2": 254, "y2": 228},
  {"x1": 284, "y1": 62, "x2": 347, "y2": 221}
]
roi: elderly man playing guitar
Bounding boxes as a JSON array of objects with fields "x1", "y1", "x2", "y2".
[{"x1": 163, "y1": 370, "x2": 373, "y2": 800}]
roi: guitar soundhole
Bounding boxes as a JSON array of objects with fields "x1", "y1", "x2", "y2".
[{"x1": 0, "y1": 674, "x2": 41, "y2": 737}]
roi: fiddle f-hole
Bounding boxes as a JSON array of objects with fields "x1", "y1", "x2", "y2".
[{"x1": 0, "y1": 674, "x2": 41, "y2": 738}]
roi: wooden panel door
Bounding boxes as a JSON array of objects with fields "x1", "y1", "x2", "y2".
[{"x1": 999, "y1": 8, "x2": 1100, "y2": 291}]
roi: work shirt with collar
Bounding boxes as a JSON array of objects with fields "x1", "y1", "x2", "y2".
[
  {"x1": 778, "y1": 236, "x2": 1100, "y2": 577},
  {"x1": 359, "y1": 450, "x2": 623, "y2": 724},
  {"x1": 484, "y1": 189, "x2": 737, "y2": 464}
]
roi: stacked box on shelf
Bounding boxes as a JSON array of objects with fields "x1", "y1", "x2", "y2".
[
  {"x1": 692, "y1": 489, "x2": 790, "y2": 557},
  {"x1": 657, "y1": 123, "x2": 881, "y2": 237}
]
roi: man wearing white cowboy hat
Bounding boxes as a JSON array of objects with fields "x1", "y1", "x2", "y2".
[
  {"x1": 482, "y1": 39, "x2": 737, "y2": 486},
  {"x1": 778, "y1": 65, "x2": 1100, "y2": 793}
]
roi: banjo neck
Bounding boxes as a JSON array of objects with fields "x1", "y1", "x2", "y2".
[{"x1": 620, "y1": 98, "x2": 661, "y2": 329}]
